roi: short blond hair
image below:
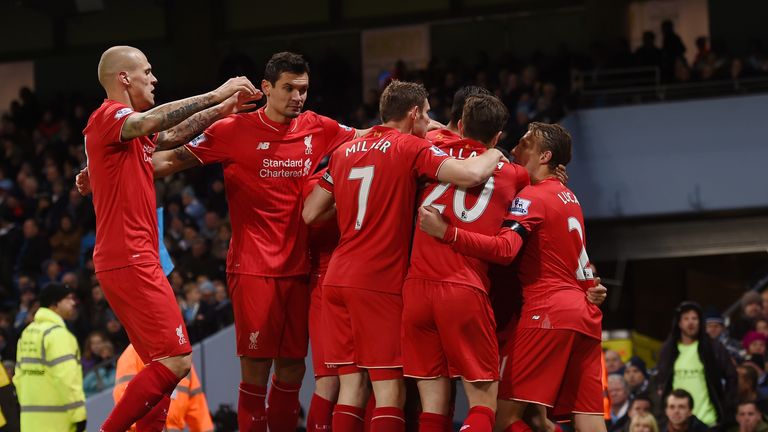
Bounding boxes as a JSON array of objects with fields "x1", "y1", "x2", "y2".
[{"x1": 629, "y1": 412, "x2": 659, "y2": 432}]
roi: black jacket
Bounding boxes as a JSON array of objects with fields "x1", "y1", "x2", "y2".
[{"x1": 656, "y1": 303, "x2": 738, "y2": 428}]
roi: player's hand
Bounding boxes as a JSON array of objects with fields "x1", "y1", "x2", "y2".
[
  {"x1": 554, "y1": 164, "x2": 568, "y2": 185},
  {"x1": 493, "y1": 148, "x2": 510, "y2": 164},
  {"x1": 418, "y1": 205, "x2": 448, "y2": 239},
  {"x1": 587, "y1": 278, "x2": 607, "y2": 306},
  {"x1": 221, "y1": 90, "x2": 263, "y2": 115},
  {"x1": 427, "y1": 118, "x2": 446, "y2": 132},
  {"x1": 75, "y1": 167, "x2": 92, "y2": 196},
  {"x1": 212, "y1": 76, "x2": 258, "y2": 102}
]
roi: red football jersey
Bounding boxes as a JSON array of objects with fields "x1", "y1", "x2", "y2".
[
  {"x1": 506, "y1": 177, "x2": 602, "y2": 339},
  {"x1": 320, "y1": 126, "x2": 451, "y2": 294},
  {"x1": 426, "y1": 128, "x2": 461, "y2": 145},
  {"x1": 185, "y1": 107, "x2": 354, "y2": 276},
  {"x1": 303, "y1": 169, "x2": 340, "y2": 277},
  {"x1": 84, "y1": 100, "x2": 159, "y2": 272},
  {"x1": 407, "y1": 138, "x2": 529, "y2": 293}
]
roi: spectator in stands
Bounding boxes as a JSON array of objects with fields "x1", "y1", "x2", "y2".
[
  {"x1": 104, "y1": 309, "x2": 128, "y2": 354},
  {"x1": 744, "y1": 331, "x2": 768, "y2": 358},
  {"x1": 608, "y1": 374, "x2": 631, "y2": 431},
  {"x1": 49, "y1": 215, "x2": 81, "y2": 268},
  {"x1": 627, "y1": 394, "x2": 654, "y2": 422},
  {"x1": 658, "y1": 389, "x2": 709, "y2": 432},
  {"x1": 736, "y1": 364, "x2": 768, "y2": 413},
  {"x1": 656, "y1": 301, "x2": 737, "y2": 428},
  {"x1": 12, "y1": 285, "x2": 35, "y2": 333},
  {"x1": 661, "y1": 20, "x2": 687, "y2": 81},
  {"x1": 16, "y1": 218, "x2": 51, "y2": 279},
  {"x1": 704, "y1": 307, "x2": 742, "y2": 360},
  {"x1": 625, "y1": 356, "x2": 651, "y2": 398},
  {"x1": 756, "y1": 319, "x2": 768, "y2": 336},
  {"x1": 629, "y1": 411, "x2": 659, "y2": 432},
  {"x1": 731, "y1": 292, "x2": 764, "y2": 341},
  {"x1": 728, "y1": 401, "x2": 768, "y2": 432},
  {"x1": 606, "y1": 349, "x2": 625, "y2": 375},
  {"x1": 635, "y1": 31, "x2": 663, "y2": 69},
  {"x1": 81, "y1": 330, "x2": 109, "y2": 375},
  {"x1": 82, "y1": 338, "x2": 116, "y2": 397}
]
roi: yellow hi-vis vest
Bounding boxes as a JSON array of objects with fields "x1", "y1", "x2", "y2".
[
  {"x1": 13, "y1": 307, "x2": 86, "y2": 432},
  {"x1": 0, "y1": 364, "x2": 8, "y2": 428}
]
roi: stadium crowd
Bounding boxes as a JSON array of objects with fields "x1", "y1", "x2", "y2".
[{"x1": 0, "y1": 24, "x2": 767, "y2": 430}]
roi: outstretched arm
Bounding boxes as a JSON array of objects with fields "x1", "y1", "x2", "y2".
[
  {"x1": 418, "y1": 205, "x2": 524, "y2": 265},
  {"x1": 436, "y1": 148, "x2": 506, "y2": 188},
  {"x1": 152, "y1": 146, "x2": 203, "y2": 178},
  {"x1": 121, "y1": 76, "x2": 257, "y2": 141},
  {"x1": 155, "y1": 90, "x2": 262, "y2": 151}
]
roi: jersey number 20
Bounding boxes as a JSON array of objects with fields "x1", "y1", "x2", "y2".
[{"x1": 420, "y1": 177, "x2": 495, "y2": 222}]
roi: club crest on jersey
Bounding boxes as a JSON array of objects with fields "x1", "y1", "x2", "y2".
[
  {"x1": 510, "y1": 197, "x2": 531, "y2": 216},
  {"x1": 430, "y1": 145, "x2": 448, "y2": 157},
  {"x1": 176, "y1": 325, "x2": 187, "y2": 345},
  {"x1": 249, "y1": 331, "x2": 260, "y2": 350},
  {"x1": 189, "y1": 134, "x2": 206, "y2": 147},
  {"x1": 114, "y1": 107, "x2": 133, "y2": 119},
  {"x1": 304, "y1": 134, "x2": 313, "y2": 154}
]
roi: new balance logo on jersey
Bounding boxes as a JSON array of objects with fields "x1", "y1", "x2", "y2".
[
  {"x1": 249, "y1": 331, "x2": 260, "y2": 350},
  {"x1": 114, "y1": 107, "x2": 133, "y2": 119},
  {"x1": 304, "y1": 134, "x2": 313, "y2": 154},
  {"x1": 510, "y1": 197, "x2": 531, "y2": 216},
  {"x1": 176, "y1": 325, "x2": 187, "y2": 345},
  {"x1": 257, "y1": 142, "x2": 270, "y2": 150}
]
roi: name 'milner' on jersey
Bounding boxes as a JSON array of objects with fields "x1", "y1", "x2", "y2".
[
  {"x1": 319, "y1": 125, "x2": 451, "y2": 294},
  {"x1": 407, "y1": 138, "x2": 529, "y2": 293}
]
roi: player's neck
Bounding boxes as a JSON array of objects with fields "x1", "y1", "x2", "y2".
[
  {"x1": 264, "y1": 103, "x2": 292, "y2": 125},
  {"x1": 106, "y1": 89, "x2": 133, "y2": 110},
  {"x1": 382, "y1": 119, "x2": 414, "y2": 135},
  {"x1": 530, "y1": 168, "x2": 556, "y2": 184},
  {"x1": 446, "y1": 122, "x2": 459, "y2": 134}
]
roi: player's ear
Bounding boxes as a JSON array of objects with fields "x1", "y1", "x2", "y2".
[
  {"x1": 540, "y1": 150, "x2": 553, "y2": 165},
  {"x1": 410, "y1": 106, "x2": 419, "y2": 120},
  {"x1": 457, "y1": 119, "x2": 464, "y2": 136},
  {"x1": 261, "y1": 79, "x2": 272, "y2": 97},
  {"x1": 119, "y1": 72, "x2": 130, "y2": 86},
  {"x1": 488, "y1": 131, "x2": 502, "y2": 149}
]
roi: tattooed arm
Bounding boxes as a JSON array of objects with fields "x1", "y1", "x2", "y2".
[
  {"x1": 120, "y1": 76, "x2": 257, "y2": 141},
  {"x1": 155, "y1": 90, "x2": 262, "y2": 151},
  {"x1": 152, "y1": 146, "x2": 202, "y2": 178}
]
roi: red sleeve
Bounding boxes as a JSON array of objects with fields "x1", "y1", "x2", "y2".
[
  {"x1": 411, "y1": 138, "x2": 452, "y2": 180},
  {"x1": 318, "y1": 113, "x2": 356, "y2": 156},
  {"x1": 318, "y1": 163, "x2": 335, "y2": 194},
  {"x1": 184, "y1": 116, "x2": 236, "y2": 165},
  {"x1": 450, "y1": 226, "x2": 524, "y2": 265},
  {"x1": 99, "y1": 102, "x2": 135, "y2": 145},
  {"x1": 504, "y1": 187, "x2": 544, "y2": 232}
]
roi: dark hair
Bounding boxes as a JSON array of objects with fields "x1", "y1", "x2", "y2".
[
  {"x1": 668, "y1": 389, "x2": 694, "y2": 410},
  {"x1": 461, "y1": 95, "x2": 509, "y2": 145},
  {"x1": 379, "y1": 80, "x2": 428, "y2": 123},
  {"x1": 263, "y1": 52, "x2": 310, "y2": 85},
  {"x1": 528, "y1": 122, "x2": 572, "y2": 169},
  {"x1": 630, "y1": 393, "x2": 654, "y2": 411},
  {"x1": 738, "y1": 364, "x2": 759, "y2": 390},
  {"x1": 450, "y1": 86, "x2": 492, "y2": 125}
]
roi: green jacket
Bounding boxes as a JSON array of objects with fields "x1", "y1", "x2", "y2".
[{"x1": 13, "y1": 307, "x2": 86, "y2": 432}]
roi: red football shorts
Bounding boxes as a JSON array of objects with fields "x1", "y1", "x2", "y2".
[
  {"x1": 309, "y1": 272, "x2": 337, "y2": 377},
  {"x1": 323, "y1": 284, "x2": 402, "y2": 369},
  {"x1": 402, "y1": 279, "x2": 499, "y2": 381},
  {"x1": 227, "y1": 273, "x2": 309, "y2": 359},
  {"x1": 499, "y1": 328, "x2": 603, "y2": 417},
  {"x1": 96, "y1": 263, "x2": 191, "y2": 363}
]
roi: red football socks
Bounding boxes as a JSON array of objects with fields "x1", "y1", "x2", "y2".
[
  {"x1": 267, "y1": 376, "x2": 302, "y2": 432},
  {"x1": 333, "y1": 404, "x2": 366, "y2": 432},
  {"x1": 505, "y1": 420, "x2": 533, "y2": 432},
  {"x1": 419, "y1": 412, "x2": 451, "y2": 432},
  {"x1": 135, "y1": 394, "x2": 170, "y2": 432},
  {"x1": 462, "y1": 406, "x2": 495, "y2": 432},
  {"x1": 307, "y1": 393, "x2": 335, "y2": 432},
  {"x1": 238, "y1": 381, "x2": 267, "y2": 432},
  {"x1": 100, "y1": 361, "x2": 180, "y2": 432},
  {"x1": 371, "y1": 407, "x2": 405, "y2": 432}
]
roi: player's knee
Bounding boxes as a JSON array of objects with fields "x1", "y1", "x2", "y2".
[
  {"x1": 315, "y1": 375, "x2": 340, "y2": 398},
  {"x1": 161, "y1": 353, "x2": 192, "y2": 379},
  {"x1": 275, "y1": 358, "x2": 306, "y2": 383}
]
